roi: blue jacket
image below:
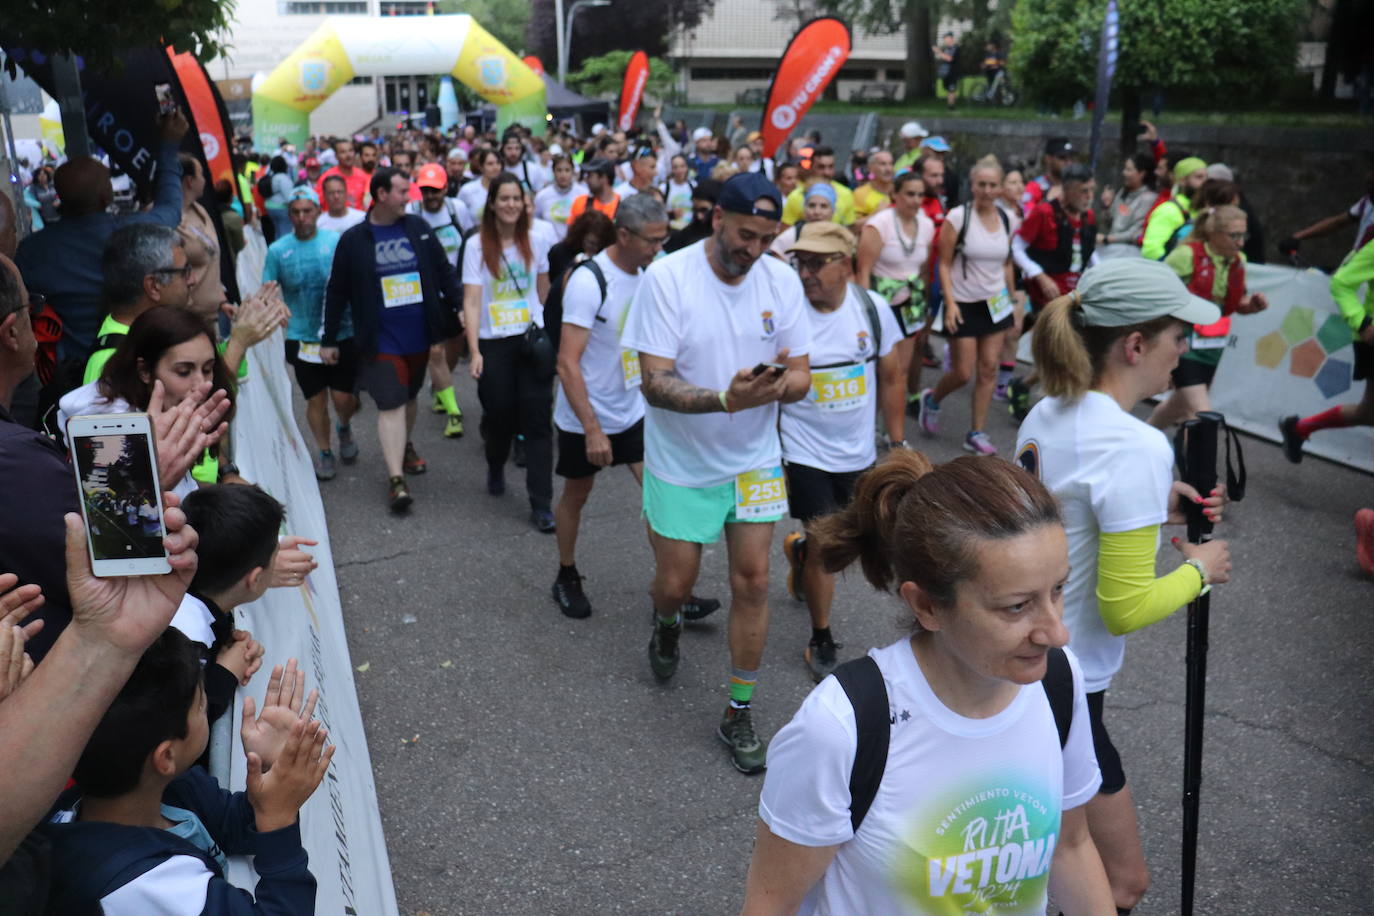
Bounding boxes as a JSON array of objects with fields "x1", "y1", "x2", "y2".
[
  {"x1": 15, "y1": 142, "x2": 183, "y2": 362},
  {"x1": 321, "y1": 214, "x2": 462, "y2": 358},
  {"x1": 40, "y1": 767, "x2": 316, "y2": 915}
]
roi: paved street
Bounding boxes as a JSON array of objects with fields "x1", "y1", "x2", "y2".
[{"x1": 310, "y1": 368, "x2": 1373, "y2": 916}]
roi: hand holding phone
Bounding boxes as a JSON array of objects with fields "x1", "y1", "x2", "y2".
[
  {"x1": 750, "y1": 362, "x2": 787, "y2": 378},
  {"x1": 154, "y1": 83, "x2": 177, "y2": 117},
  {"x1": 67, "y1": 412, "x2": 170, "y2": 577}
]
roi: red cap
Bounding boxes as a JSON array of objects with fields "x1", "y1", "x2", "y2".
[{"x1": 416, "y1": 163, "x2": 447, "y2": 189}]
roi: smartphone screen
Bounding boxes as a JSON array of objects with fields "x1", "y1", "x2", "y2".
[
  {"x1": 67, "y1": 413, "x2": 170, "y2": 576},
  {"x1": 155, "y1": 83, "x2": 177, "y2": 116}
]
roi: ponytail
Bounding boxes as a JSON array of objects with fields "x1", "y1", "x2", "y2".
[
  {"x1": 1193, "y1": 203, "x2": 1244, "y2": 243},
  {"x1": 1033, "y1": 288, "x2": 1179, "y2": 401},
  {"x1": 811, "y1": 450, "x2": 1061, "y2": 618}
]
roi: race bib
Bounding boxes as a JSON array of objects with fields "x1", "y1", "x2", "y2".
[
  {"x1": 811, "y1": 364, "x2": 866, "y2": 412},
  {"x1": 988, "y1": 288, "x2": 1013, "y2": 324},
  {"x1": 296, "y1": 341, "x2": 323, "y2": 364},
  {"x1": 381, "y1": 272, "x2": 423, "y2": 308},
  {"x1": 488, "y1": 297, "x2": 530, "y2": 336},
  {"x1": 621, "y1": 348, "x2": 641, "y2": 389},
  {"x1": 1069, "y1": 236, "x2": 1083, "y2": 274},
  {"x1": 1191, "y1": 331, "x2": 1228, "y2": 350},
  {"x1": 734, "y1": 466, "x2": 788, "y2": 520},
  {"x1": 435, "y1": 225, "x2": 460, "y2": 261}
]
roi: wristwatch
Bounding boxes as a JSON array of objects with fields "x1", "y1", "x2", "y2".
[
  {"x1": 1183, "y1": 558, "x2": 1211, "y2": 596},
  {"x1": 217, "y1": 461, "x2": 241, "y2": 481}
]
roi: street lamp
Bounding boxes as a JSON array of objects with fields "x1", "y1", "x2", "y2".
[{"x1": 556, "y1": 0, "x2": 611, "y2": 85}]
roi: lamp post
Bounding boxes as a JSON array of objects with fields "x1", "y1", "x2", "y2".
[{"x1": 556, "y1": 0, "x2": 611, "y2": 85}]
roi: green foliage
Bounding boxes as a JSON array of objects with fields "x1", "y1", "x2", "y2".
[
  {"x1": 566, "y1": 51, "x2": 676, "y2": 100},
  {"x1": 4, "y1": 0, "x2": 236, "y2": 72},
  {"x1": 437, "y1": 0, "x2": 532, "y2": 54},
  {"x1": 1009, "y1": 0, "x2": 1306, "y2": 109},
  {"x1": 820, "y1": 0, "x2": 909, "y2": 35}
]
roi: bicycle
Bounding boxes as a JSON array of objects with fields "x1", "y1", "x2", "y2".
[{"x1": 970, "y1": 68, "x2": 1018, "y2": 106}]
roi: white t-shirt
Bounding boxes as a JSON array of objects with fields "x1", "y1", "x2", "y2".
[
  {"x1": 664, "y1": 179, "x2": 695, "y2": 230},
  {"x1": 508, "y1": 159, "x2": 549, "y2": 193},
  {"x1": 621, "y1": 240, "x2": 811, "y2": 487},
  {"x1": 944, "y1": 204, "x2": 1011, "y2": 303},
  {"x1": 1015, "y1": 392, "x2": 1174, "y2": 691},
  {"x1": 461, "y1": 235, "x2": 550, "y2": 340},
  {"x1": 553, "y1": 251, "x2": 647, "y2": 436},
  {"x1": 170, "y1": 592, "x2": 217, "y2": 648},
  {"x1": 535, "y1": 182, "x2": 587, "y2": 240},
  {"x1": 458, "y1": 180, "x2": 490, "y2": 222},
  {"x1": 613, "y1": 180, "x2": 655, "y2": 200},
  {"x1": 760, "y1": 638, "x2": 1101, "y2": 916},
  {"x1": 405, "y1": 198, "x2": 474, "y2": 267},
  {"x1": 781, "y1": 286, "x2": 900, "y2": 472},
  {"x1": 530, "y1": 218, "x2": 559, "y2": 256},
  {"x1": 317, "y1": 208, "x2": 365, "y2": 233}
]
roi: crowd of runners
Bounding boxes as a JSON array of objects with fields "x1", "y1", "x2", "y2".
[{"x1": 1, "y1": 102, "x2": 1371, "y2": 914}]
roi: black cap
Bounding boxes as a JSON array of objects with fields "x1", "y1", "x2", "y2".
[
  {"x1": 716, "y1": 172, "x2": 782, "y2": 218},
  {"x1": 1044, "y1": 137, "x2": 1073, "y2": 157},
  {"x1": 582, "y1": 157, "x2": 616, "y2": 178},
  {"x1": 692, "y1": 178, "x2": 722, "y2": 204}
]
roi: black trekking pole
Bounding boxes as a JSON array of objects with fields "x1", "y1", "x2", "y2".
[{"x1": 1175, "y1": 410, "x2": 1220, "y2": 916}]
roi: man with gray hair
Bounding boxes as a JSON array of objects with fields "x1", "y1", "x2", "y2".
[
  {"x1": 83, "y1": 224, "x2": 194, "y2": 383},
  {"x1": 549, "y1": 193, "x2": 668, "y2": 619}
]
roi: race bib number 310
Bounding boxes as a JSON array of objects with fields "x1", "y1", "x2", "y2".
[{"x1": 735, "y1": 466, "x2": 788, "y2": 520}]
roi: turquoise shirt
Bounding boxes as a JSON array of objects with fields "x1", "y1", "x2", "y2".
[{"x1": 263, "y1": 228, "x2": 350, "y2": 342}]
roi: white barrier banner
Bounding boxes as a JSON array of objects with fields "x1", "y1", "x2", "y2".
[{"x1": 220, "y1": 254, "x2": 398, "y2": 912}]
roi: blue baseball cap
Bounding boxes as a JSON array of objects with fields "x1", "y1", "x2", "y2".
[
  {"x1": 922, "y1": 136, "x2": 951, "y2": 153},
  {"x1": 717, "y1": 171, "x2": 783, "y2": 219}
]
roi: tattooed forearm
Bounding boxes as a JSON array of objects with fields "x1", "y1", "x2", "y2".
[{"x1": 642, "y1": 367, "x2": 727, "y2": 414}]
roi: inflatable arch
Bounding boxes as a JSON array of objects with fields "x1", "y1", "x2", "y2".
[{"x1": 252, "y1": 14, "x2": 545, "y2": 148}]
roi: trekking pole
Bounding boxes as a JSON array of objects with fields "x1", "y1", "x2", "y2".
[{"x1": 1175, "y1": 410, "x2": 1220, "y2": 916}]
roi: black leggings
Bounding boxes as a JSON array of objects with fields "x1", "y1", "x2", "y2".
[{"x1": 477, "y1": 335, "x2": 554, "y2": 511}]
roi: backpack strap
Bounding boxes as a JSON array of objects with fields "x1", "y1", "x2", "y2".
[
  {"x1": 1040, "y1": 646, "x2": 1074, "y2": 749},
  {"x1": 571, "y1": 258, "x2": 610, "y2": 322},
  {"x1": 849, "y1": 282, "x2": 883, "y2": 358},
  {"x1": 93, "y1": 332, "x2": 126, "y2": 351},
  {"x1": 832, "y1": 655, "x2": 890, "y2": 835}
]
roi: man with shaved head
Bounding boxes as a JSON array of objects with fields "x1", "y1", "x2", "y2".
[{"x1": 15, "y1": 110, "x2": 189, "y2": 366}]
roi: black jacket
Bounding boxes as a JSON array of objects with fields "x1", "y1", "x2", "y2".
[{"x1": 322, "y1": 214, "x2": 462, "y2": 357}]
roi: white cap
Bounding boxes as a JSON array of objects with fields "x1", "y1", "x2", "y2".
[
  {"x1": 692, "y1": 126, "x2": 713, "y2": 142},
  {"x1": 899, "y1": 121, "x2": 928, "y2": 139},
  {"x1": 1205, "y1": 162, "x2": 1234, "y2": 182},
  {"x1": 549, "y1": 143, "x2": 564, "y2": 156},
  {"x1": 591, "y1": 123, "x2": 606, "y2": 136}
]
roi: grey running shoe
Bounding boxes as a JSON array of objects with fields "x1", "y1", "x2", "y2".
[
  {"x1": 337, "y1": 425, "x2": 359, "y2": 464},
  {"x1": 717, "y1": 705, "x2": 767, "y2": 774},
  {"x1": 681, "y1": 594, "x2": 721, "y2": 622},
  {"x1": 648, "y1": 616, "x2": 681, "y2": 681},
  {"x1": 803, "y1": 634, "x2": 842, "y2": 683},
  {"x1": 315, "y1": 450, "x2": 337, "y2": 481}
]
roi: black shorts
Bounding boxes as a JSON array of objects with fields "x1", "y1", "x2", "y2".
[
  {"x1": 943, "y1": 299, "x2": 1015, "y2": 339},
  {"x1": 285, "y1": 339, "x2": 358, "y2": 400},
  {"x1": 360, "y1": 351, "x2": 428, "y2": 411},
  {"x1": 939, "y1": 74, "x2": 959, "y2": 94},
  {"x1": 1354, "y1": 340, "x2": 1373, "y2": 382},
  {"x1": 1086, "y1": 690, "x2": 1127, "y2": 794},
  {"x1": 555, "y1": 419, "x2": 644, "y2": 478},
  {"x1": 1171, "y1": 355, "x2": 1218, "y2": 389},
  {"x1": 784, "y1": 461, "x2": 866, "y2": 523}
]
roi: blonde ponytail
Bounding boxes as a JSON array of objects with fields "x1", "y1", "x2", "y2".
[{"x1": 1033, "y1": 290, "x2": 1094, "y2": 399}]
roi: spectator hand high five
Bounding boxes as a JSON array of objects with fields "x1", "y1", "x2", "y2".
[
  {"x1": 0, "y1": 573, "x2": 44, "y2": 701},
  {"x1": 150, "y1": 380, "x2": 230, "y2": 489},
  {"x1": 240, "y1": 658, "x2": 320, "y2": 771},
  {"x1": 270, "y1": 536, "x2": 319, "y2": 588},
  {"x1": 247, "y1": 716, "x2": 335, "y2": 833}
]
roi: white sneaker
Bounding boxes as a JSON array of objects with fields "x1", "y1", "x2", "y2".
[{"x1": 963, "y1": 430, "x2": 998, "y2": 455}]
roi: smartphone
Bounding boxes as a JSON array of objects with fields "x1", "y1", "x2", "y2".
[
  {"x1": 154, "y1": 83, "x2": 177, "y2": 117},
  {"x1": 751, "y1": 362, "x2": 787, "y2": 378},
  {"x1": 66, "y1": 412, "x2": 171, "y2": 577}
]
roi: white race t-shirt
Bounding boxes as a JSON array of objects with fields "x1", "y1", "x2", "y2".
[
  {"x1": 530, "y1": 218, "x2": 559, "y2": 256},
  {"x1": 781, "y1": 286, "x2": 900, "y2": 473},
  {"x1": 317, "y1": 208, "x2": 365, "y2": 233},
  {"x1": 535, "y1": 182, "x2": 587, "y2": 240},
  {"x1": 462, "y1": 235, "x2": 550, "y2": 339},
  {"x1": 1015, "y1": 392, "x2": 1174, "y2": 691},
  {"x1": 664, "y1": 179, "x2": 695, "y2": 230},
  {"x1": 458, "y1": 180, "x2": 490, "y2": 222},
  {"x1": 613, "y1": 181, "x2": 655, "y2": 200},
  {"x1": 405, "y1": 198, "x2": 474, "y2": 267},
  {"x1": 553, "y1": 251, "x2": 647, "y2": 436},
  {"x1": 621, "y1": 240, "x2": 812, "y2": 487},
  {"x1": 761, "y1": 638, "x2": 1100, "y2": 916},
  {"x1": 508, "y1": 159, "x2": 549, "y2": 193},
  {"x1": 944, "y1": 204, "x2": 1011, "y2": 303}
]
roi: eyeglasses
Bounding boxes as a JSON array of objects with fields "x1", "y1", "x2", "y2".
[
  {"x1": 1226, "y1": 230, "x2": 1248, "y2": 242},
  {"x1": 152, "y1": 264, "x2": 195, "y2": 282},
  {"x1": 791, "y1": 253, "x2": 846, "y2": 274},
  {"x1": 626, "y1": 227, "x2": 670, "y2": 247}
]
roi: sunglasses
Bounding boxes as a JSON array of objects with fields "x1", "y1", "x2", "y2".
[{"x1": 791, "y1": 253, "x2": 846, "y2": 274}]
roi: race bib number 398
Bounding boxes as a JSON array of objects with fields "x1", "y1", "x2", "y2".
[{"x1": 735, "y1": 466, "x2": 788, "y2": 520}]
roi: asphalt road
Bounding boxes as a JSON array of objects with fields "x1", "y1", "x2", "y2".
[{"x1": 310, "y1": 365, "x2": 1373, "y2": 916}]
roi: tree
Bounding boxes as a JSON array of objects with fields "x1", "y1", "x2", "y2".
[
  {"x1": 566, "y1": 50, "x2": 677, "y2": 100},
  {"x1": 1009, "y1": 0, "x2": 1306, "y2": 154},
  {"x1": 525, "y1": 0, "x2": 718, "y2": 73},
  {"x1": 819, "y1": 0, "x2": 936, "y2": 102},
  {"x1": 437, "y1": 0, "x2": 531, "y2": 55}
]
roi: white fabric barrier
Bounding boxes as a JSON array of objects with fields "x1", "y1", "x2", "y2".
[
  {"x1": 219, "y1": 225, "x2": 399, "y2": 914},
  {"x1": 1018, "y1": 259, "x2": 1373, "y2": 474}
]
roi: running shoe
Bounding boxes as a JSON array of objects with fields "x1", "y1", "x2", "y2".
[
  {"x1": 681, "y1": 595, "x2": 721, "y2": 622},
  {"x1": 530, "y1": 509, "x2": 556, "y2": 533},
  {"x1": 992, "y1": 382, "x2": 1010, "y2": 403},
  {"x1": 803, "y1": 633, "x2": 842, "y2": 683},
  {"x1": 512, "y1": 435, "x2": 527, "y2": 468},
  {"x1": 783, "y1": 531, "x2": 807, "y2": 602},
  {"x1": 315, "y1": 450, "x2": 337, "y2": 481},
  {"x1": 403, "y1": 441, "x2": 427, "y2": 475},
  {"x1": 648, "y1": 616, "x2": 681, "y2": 680},
  {"x1": 1278, "y1": 415, "x2": 1304, "y2": 464},
  {"x1": 337, "y1": 425, "x2": 359, "y2": 464},
  {"x1": 387, "y1": 476, "x2": 412, "y2": 513},
  {"x1": 487, "y1": 467, "x2": 506, "y2": 496},
  {"x1": 918, "y1": 388, "x2": 940, "y2": 436},
  {"x1": 431, "y1": 392, "x2": 446, "y2": 414},
  {"x1": 963, "y1": 430, "x2": 998, "y2": 456},
  {"x1": 552, "y1": 571, "x2": 592, "y2": 618},
  {"x1": 717, "y1": 705, "x2": 767, "y2": 774},
  {"x1": 1007, "y1": 377, "x2": 1032, "y2": 422},
  {"x1": 444, "y1": 411, "x2": 465, "y2": 439},
  {"x1": 1356, "y1": 509, "x2": 1374, "y2": 576}
]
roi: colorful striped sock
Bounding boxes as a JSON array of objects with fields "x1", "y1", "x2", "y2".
[{"x1": 729, "y1": 667, "x2": 758, "y2": 709}]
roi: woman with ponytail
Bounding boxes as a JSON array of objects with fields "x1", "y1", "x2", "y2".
[
  {"x1": 1014, "y1": 257, "x2": 1234, "y2": 912},
  {"x1": 743, "y1": 450, "x2": 1114, "y2": 915}
]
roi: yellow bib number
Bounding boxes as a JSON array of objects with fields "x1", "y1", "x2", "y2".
[
  {"x1": 381, "y1": 272, "x2": 422, "y2": 308},
  {"x1": 810, "y1": 364, "x2": 866, "y2": 412},
  {"x1": 988, "y1": 289, "x2": 1013, "y2": 324},
  {"x1": 621, "y1": 348, "x2": 641, "y2": 389},
  {"x1": 488, "y1": 297, "x2": 530, "y2": 336},
  {"x1": 735, "y1": 466, "x2": 788, "y2": 520},
  {"x1": 296, "y1": 341, "x2": 323, "y2": 365}
]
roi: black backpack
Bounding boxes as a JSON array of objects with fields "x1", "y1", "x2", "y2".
[{"x1": 833, "y1": 647, "x2": 1075, "y2": 834}]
